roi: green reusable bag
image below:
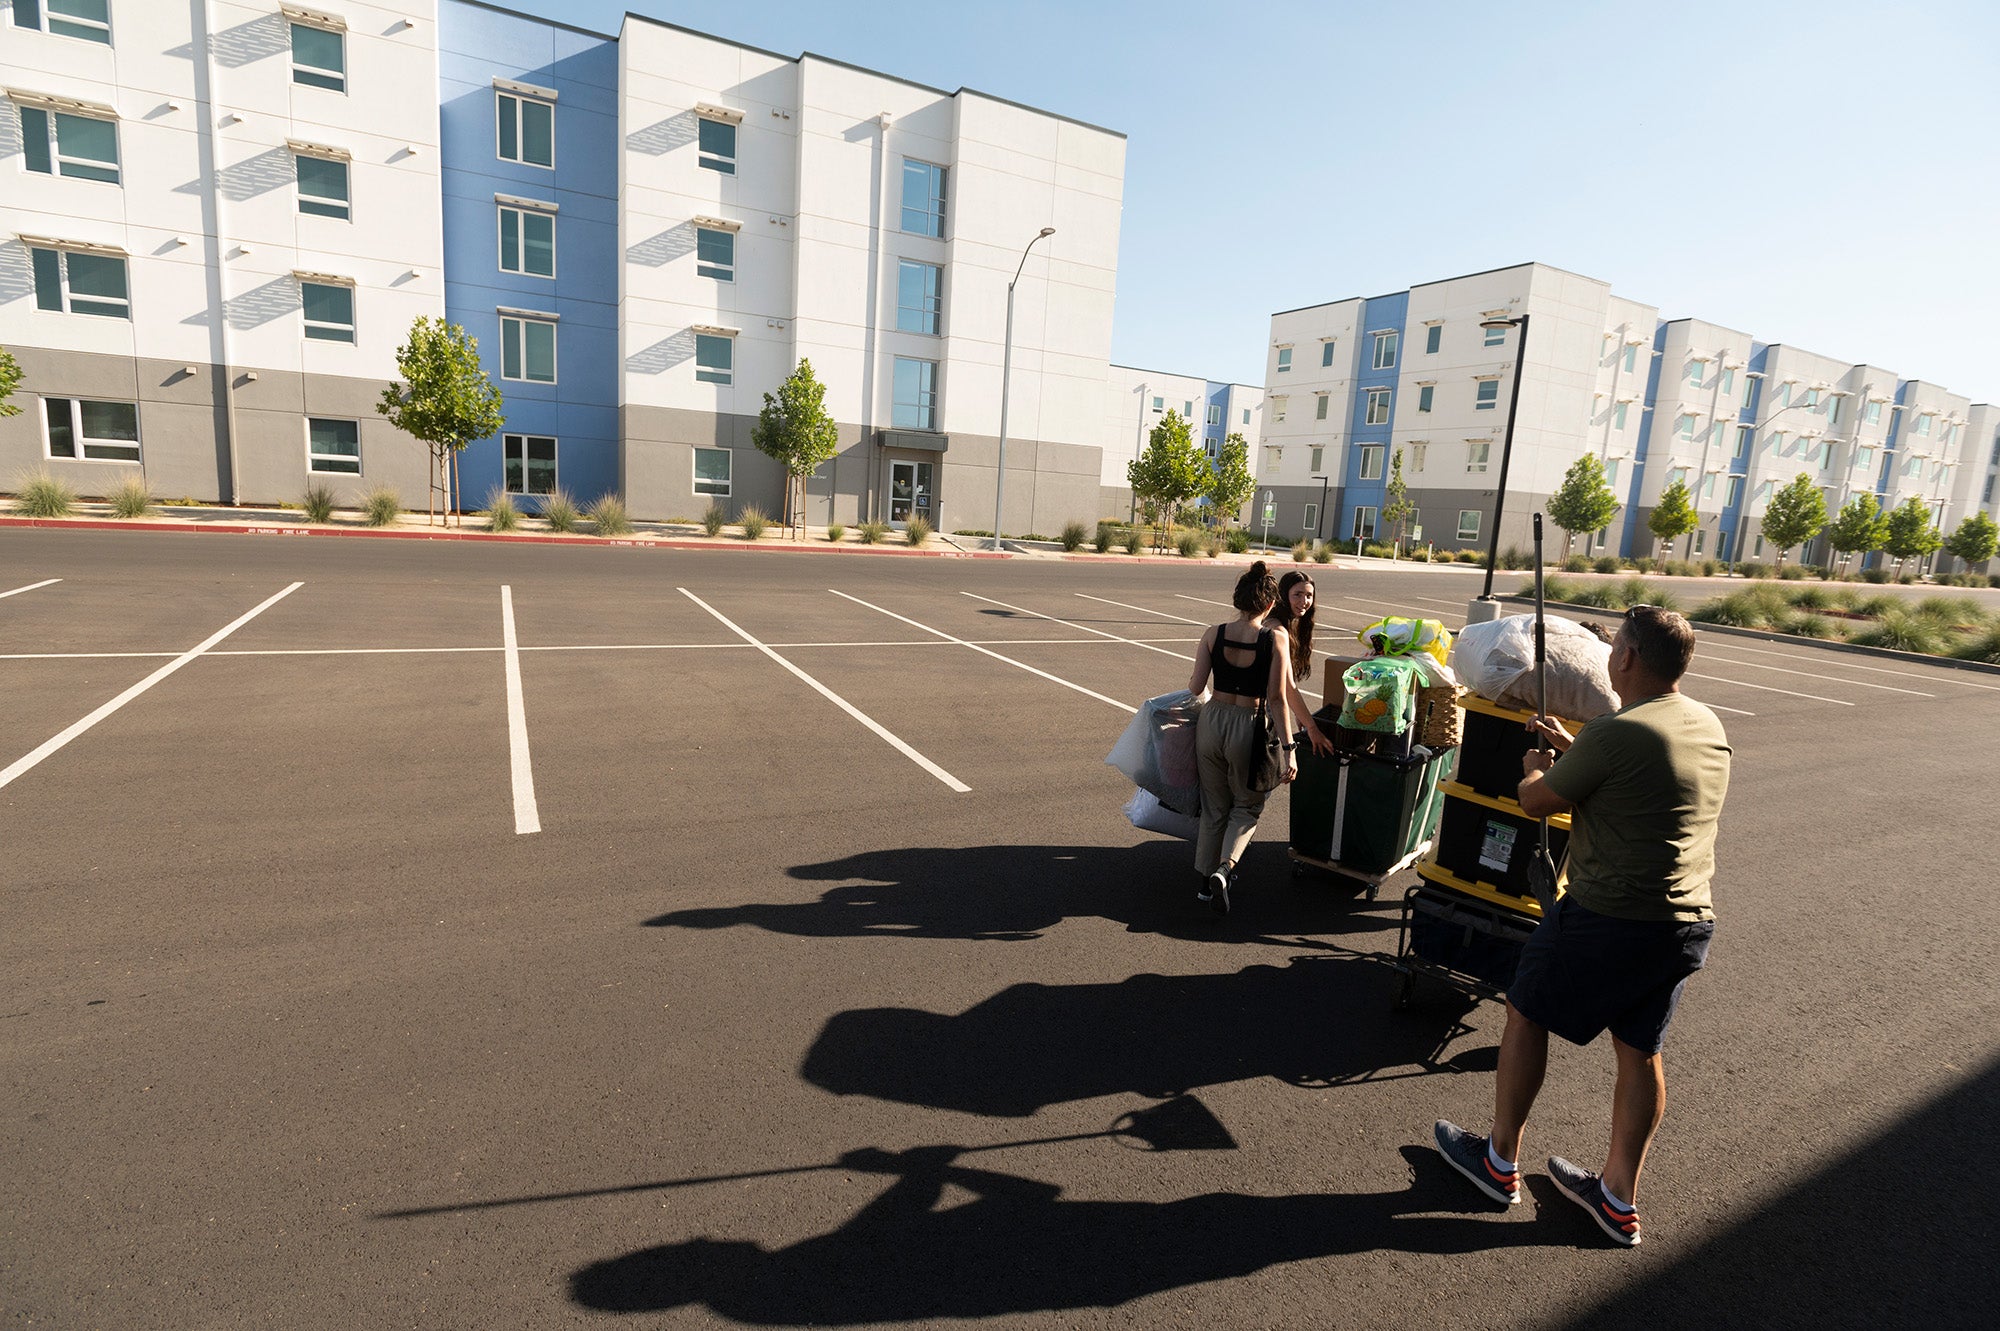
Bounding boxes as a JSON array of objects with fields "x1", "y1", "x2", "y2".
[{"x1": 1339, "y1": 657, "x2": 1418, "y2": 734}]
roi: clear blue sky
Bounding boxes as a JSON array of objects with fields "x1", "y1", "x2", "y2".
[{"x1": 508, "y1": 0, "x2": 2000, "y2": 402}]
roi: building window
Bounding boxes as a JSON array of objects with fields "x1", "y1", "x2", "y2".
[
  {"x1": 307, "y1": 418, "x2": 360, "y2": 474},
  {"x1": 1865, "y1": 400, "x2": 1883, "y2": 425},
  {"x1": 694, "y1": 446, "x2": 731, "y2": 496},
  {"x1": 1720, "y1": 367, "x2": 1734, "y2": 395},
  {"x1": 1302, "y1": 502, "x2": 1319, "y2": 533},
  {"x1": 1418, "y1": 385, "x2": 1434, "y2": 413},
  {"x1": 1670, "y1": 466, "x2": 1688, "y2": 487},
  {"x1": 1753, "y1": 535, "x2": 1764, "y2": 557},
  {"x1": 1276, "y1": 347, "x2": 1292, "y2": 373},
  {"x1": 1263, "y1": 445, "x2": 1280, "y2": 473},
  {"x1": 1856, "y1": 445, "x2": 1874, "y2": 472},
  {"x1": 1604, "y1": 458, "x2": 1620, "y2": 486},
  {"x1": 43, "y1": 396, "x2": 138, "y2": 461},
  {"x1": 1676, "y1": 413, "x2": 1695, "y2": 440},
  {"x1": 1984, "y1": 474, "x2": 1995, "y2": 505},
  {"x1": 1803, "y1": 387, "x2": 1821, "y2": 409},
  {"x1": 1371, "y1": 330, "x2": 1398, "y2": 370},
  {"x1": 1425, "y1": 325, "x2": 1441, "y2": 354},
  {"x1": 896, "y1": 259, "x2": 941, "y2": 334},
  {"x1": 1915, "y1": 415, "x2": 1933, "y2": 437},
  {"x1": 500, "y1": 315, "x2": 556, "y2": 383},
  {"x1": 1484, "y1": 324, "x2": 1506, "y2": 348},
  {"x1": 1410, "y1": 443, "x2": 1427, "y2": 472},
  {"x1": 503, "y1": 433, "x2": 557, "y2": 495},
  {"x1": 694, "y1": 333, "x2": 733, "y2": 385},
  {"x1": 1701, "y1": 472, "x2": 1717, "y2": 498},
  {"x1": 1272, "y1": 397, "x2": 1287, "y2": 423},
  {"x1": 1693, "y1": 528, "x2": 1706, "y2": 555},
  {"x1": 1774, "y1": 383, "x2": 1791, "y2": 408},
  {"x1": 496, "y1": 92, "x2": 554, "y2": 168},
  {"x1": 1206, "y1": 404, "x2": 1221, "y2": 425},
  {"x1": 1352, "y1": 506, "x2": 1377, "y2": 540},
  {"x1": 1184, "y1": 400, "x2": 1194, "y2": 417},
  {"x1": 1151, "y1": 395, "x2": 1163, "y2": 412},
  {"x1": 893, "y1": 357, "x2": 937, "y2": 430},
  {"x1": 295, "y1": 153, "x2": 349, "y2": 219},
  {"x1": 900, "y1": 158, "x2": 947, "y2": 237},
  {"x1": 1241, "y1": 408, "x2": 1250, "y2": 425},
  {"x1": 1457, "y1": 510, "x2": 1481, "y2": 541},
  {"x1": 1467, "y1": 442, "x2": 1490, "y2": 473},
  {"x1": 1365, "y1": 387, "x2": 1391, "y2": 425},
  {"x1": 300, "y1": 280, "x2": 354, "y2": 342},
  {"x1": 697, "y1": 117, "x2": 736, "y2": 174},
  {"x1": 1687, "y1": 360, "x2": 1704, "y2": 387},
  {"x1": 1315, "y1": 395, "x2": 1329, "y2": 421},
  {"x1": 1735, "y1": 426, "x2": 1752, "y2": 460},
  {"x1": 1359, "y1": 444, "x2": 1383, "y2": 480},
  {"x1": 1613, "y1": 401, "x2": 1628, "y2": 430},
  {"x1": 696, "y1": 227, "x2": 735, "y2": 281},
  {"x1": 290, "y1": 21, "x2": 345, "y2": 92},
  {"x1": 1717, "y1": 530, "x2": 1732, "y2": 561},
  {"x1": 498, "y1": 206, "x2": 555, "y2": 277},
  {"x1": 1321, "y1": 340, "x2": 1336, "y2": 367},
  {"x1": 31, "y1": 245, "x2": 129, "y2": 318},
  {"x1": 19, "y1": 0, "x2": 111, "y2": 43},
  {"x1": 1622, "y1": 344, "x2": 1637, "y2": 373},
  {"x1": 18, "y1": 105, "x2": 119, "y2": 183},
  {"x1": 1309, "y1": 446, "x2": 1324, "y2": 473},
  {"x1": 1475, "y1": 379, "x2": 1499, "y2": 410},
  {"x1": 1725, "y1": 475, "x2": 1743, "y2": 506}
]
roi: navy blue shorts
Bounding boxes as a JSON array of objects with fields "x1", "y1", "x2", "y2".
[{"x1": 1507, "y1": 897, "x2": 1714, "y2": 1054}]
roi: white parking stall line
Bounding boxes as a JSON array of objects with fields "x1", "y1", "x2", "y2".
[
  {"x1": 1697, "y1": 651, "x2": 1933, "y2": 697},
  {"x1": 0, "y1": 582, "x2": 302, "y2": 793},
  {"x1": 1079, "y1": 593, "x2": 1324, "y2": 700},
  {"x1": 1171, "y1": 590, "x2": 1370, "y2": 631},
  {"x1": 832, "y1": 590, "x2": 1134, "y2": 713},
  {"x1": 500, "y1": 586, "x2": 542, "y2": 836},
  {"x1": 963, "y1": 591, "x2": 1193, "y2": 663},
  {"x1": 683, "y1": 588, "x2": 970, "y2": 792},
  {"x1": 1335, "y1": 596, "x2": 1465, "y2": 625},
  {"x1": 1694, "y1": 636, "x2": 2000, "y2": 694},
  {"x1": 1682, "y1": 671, "x2": 1854, "y2": 706},
  {"x1": 1688, "y1": 697, "x2": 1755, "y2": 717},
  {"x1": 0, "y1": 578, "x2": 61, "y2": 601}
]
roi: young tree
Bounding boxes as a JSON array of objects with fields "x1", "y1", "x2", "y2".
[
  {"x1": 1758, "y1": 473, "x2": 1828, "y2": 570},
  {"x1": 1825, "y1": 492, "x2": 1889, "y2": 573},
  {"x1": 1647, "y1": 478, "x2": 1698, "y2": 559},
  {"x1": 1546, "y1": 454, "x2": 1621, "y2": 559},
  {"x1": 1381, "y1": 446, "x2": 1417, "y2": 554},
  {"x1": 1126, "y1": 410, "x2": 1207, "y2": 541},
  {"x1": 1944, "y1": 510, "x2": 1998, "y2": 571},
  {"x1": 377, "y1": 317, "x2": 504, "y2": 527},
  {"x1": 0, "y1": 346, "x2": 22, "y2": 418},
  {"x1": 1881, "y1": 495, "x2": 1943, "y2": 578},
  {"x1": 1205, "y1": 432, "x2": 1255, "y2": 530},
  {"x1": 752, "y1": 358, "x2": 840, "y2": 538}
]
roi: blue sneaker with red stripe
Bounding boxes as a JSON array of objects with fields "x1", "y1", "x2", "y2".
[
  {"x1": 1549, "y1": 1155, "x2": 1642, "y2": 1246},
  {"x1": 1433, "y1": 1120, "x2": 1520, "y2": 1206}
]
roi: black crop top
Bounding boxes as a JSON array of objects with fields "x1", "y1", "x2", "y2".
[{"x1": 1209, "y1": 625, "x2": 1273, "y2": 697}]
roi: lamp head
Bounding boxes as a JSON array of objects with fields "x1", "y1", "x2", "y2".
[
  {"x1": 1038, "y1": 227, "x2": 1056, "y2": 237},
  {"x1": 1480, "y1": 316, "x2": 1522, "y2": 330}
]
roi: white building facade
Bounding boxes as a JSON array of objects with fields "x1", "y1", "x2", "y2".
[{"x1": 1103, "y1": 363, "x2": 1260, "y2": 521}]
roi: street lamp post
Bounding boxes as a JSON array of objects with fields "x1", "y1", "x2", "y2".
[
  {"x1": 1471, "y1": 313, "x2": 1530, "y2": 616},
  {"x1": 992, "y1": 226, "x2": 1056, "y2": 552},
  {"x1": 1311, "y1": 473, "x2": 1329, "y2": 544}
]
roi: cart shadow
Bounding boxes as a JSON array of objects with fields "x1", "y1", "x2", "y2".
[
  {"x1": 645, "y1": 840, "x2": 1403, "y2": 946},
  {"x1": 801, "y1": 954, "x2": 1487, "y2": 1117},
  {"x1": 569, "y1": 1144, "x2": 1559, "y2": 1321}
]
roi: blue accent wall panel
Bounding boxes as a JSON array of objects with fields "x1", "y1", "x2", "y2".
[{"x1": 1342, "y1": 292, "x2": 1407, "y2": 536}]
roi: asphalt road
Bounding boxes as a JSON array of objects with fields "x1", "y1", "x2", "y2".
[{"x1": 3, "y1": 529, "x2": 1995, "y2": 1330}]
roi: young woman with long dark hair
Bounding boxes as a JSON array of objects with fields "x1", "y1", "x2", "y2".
[{"x1": 1270, "y1": 570, "x2": 1333, "y2": 756}]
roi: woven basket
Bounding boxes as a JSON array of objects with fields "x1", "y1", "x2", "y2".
[{"x1": 1415, "y1": 683, "x2": 1462, "y2": 749}]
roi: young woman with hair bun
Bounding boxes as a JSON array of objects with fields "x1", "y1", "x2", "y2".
[{"x1": 1183, "y1": 560, "x2": 1297, "y2": 914}]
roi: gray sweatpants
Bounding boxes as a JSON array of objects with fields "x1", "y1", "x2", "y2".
[{"x1": 1195, "y1": 701, "x2": 1268, "y2": 877}]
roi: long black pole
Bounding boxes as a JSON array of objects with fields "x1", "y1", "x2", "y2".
[{"x1": 1479, "y1": 313, "x2": 1531, "y2": 600}]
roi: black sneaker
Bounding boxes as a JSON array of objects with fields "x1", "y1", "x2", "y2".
[
  {"x1": 1548, "y1": 1155, "x2": 1641, "y2": 1246},
  {"x1": 1209, "y1": 870, "x2": 1231, "y2": 914},
  {"x1": 1433, "y1": 1120, "x2": 1520, "y2": 1206},
  {"x1": 1196, "y1": 872, "x2": 1219, "y2": 904}
]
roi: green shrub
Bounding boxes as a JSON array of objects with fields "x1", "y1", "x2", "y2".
[
  {"x1": 1950, "y1": 626, "x2": 2000, "y2": 665},
  {"x1": 1619, "y1": 577, "x2": 1677, "y2": 610},
  {"x1": 1499, "y1": 546, "x2": 1530, "y2": 570},
  {"x1": 1175, "y1": 530, "x2": 1203, "y2": 558},
  {"x1": 1785, "y1": 585, "x2": 1832, "y2": 611},
  {"x1": 1059, "y1": 520, "x2": 1089, "y2": 552},
  {"x1": 1292, "y1": 539, "x2": 1311, "y2": 563},
  {"x1": 1689, "y1": 586, "x2": 1788, "y2": 628},
  {"x1": 1225, "y1": 528, "x2": 1251, "y2": 554},
  {"x1": 1122, "y1": 528, "x2": 1143, "y2": 555},
  {"x1": 1740, "y1": 562, "x2": 1774, "y2": 579},
  {"x1": 1780, "y1": 612, "x2": 1840, "y2": 639},
  {"x1": 363, "y1": 485, "x2": 401, "y2": 527},
  {"x1": 905, "y1": 514, "x2": 932, "y2": 547},
  {"x1": 1561, "y1": 554, "x2": 1592, "y2": 573},
  {"x1": 588, "y1": 495, "x2": 633, "y2": 536},
  {"x1": 1915, "y1": 596, "x2": 1989, "y2": 628},
  {"x1": 702, "y1": 503, "x2": 727, "y2": 537},
  {"x1": 1849, "y1": 594, "x2": 1898, "y2": 618},
  {"x1": 1205, "y1": 535, "x2": 1224, "y2": 558},
  {"x1": 857, "y1": 520, "x2": 888, "y2": 545},
  {"x1": 1094, "y1": 522, "x2": 1119, "y2": 553},
  {"x1": 542, "y1": 488, "x2": 580, "y2": 533},
  {"x1": 110, "y1": 476, "x2": 155, "y2": 519},
  {"x1": 1858, "y1": 567, "x2": 1891, "y2": 583},
  {"x1": 1313, "y1": 544, "x2": 1333, "y2": 564},
  {"x1": 825, "y1": 522, "x2": 845, "y2": 543},
  {"x1": 1989, "y1": 575, "x2": 2000, "y2": 589},
  {"x1": 1699, "y1": 560, "x2": 1720, "y2": 577},
  {"x1": 16, "y1": 471, "x2": 77, "y2": 518},
  {"x1": 739, "y1": 506, "x2": 769, "y2": 540},
  {"x1": 1848, "y1": 608, "x2": 1950, "y2": 655},
  {"x1": 1459, "y1": 549, "x2": 1489, "y2": 566},
  {"x1": 1896, "y1": 573, "x2": 1916, "y2": 585},
  {"x1": 486, "y1": 489, "x2": 520, "y2": 533},
  {"x1": 1587, "y1": 555, "x2": 1618, "y2": 575},
  {"x1": 953, "y1": 529, "x2": 992, "y2": 538},
  {"x1": 302, "y1": 482, "x2": 336, "y2": 523},
  {"x1": 1777, "y1": 564, "x2": 1809, "y2": 580},
  {"x1": 1535, "y1": 574, "x2": 1579, "y2": 603}
]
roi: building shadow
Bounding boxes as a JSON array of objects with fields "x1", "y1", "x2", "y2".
[
  {"x1": 0, "y1": 239, "x2": 34, "y2": 306},
  {"x1": 568, "y1": 1144, "x2": 1554, "y2": 1321},
  {"x1": 800, "y1": 954, "x2": 1485, "y2": 1117},
  {"x1": 164, "y1": 11, "x2": 289, "y2": 67},
  {"x1": 647, "y1": 841, "x2": 1400, "y2": 947},
  {"x1": 175, "y1": 145, "x2": 296, "y2": 203},
  {"x1": 1563, "y1": 1050, "x2": 2000, "y2": 1328},
  {"x1": 626, "y1": 112, "x2": 697, "y2": 156},
  {"x1": 625, "y1": 329, "x2": 696, "y2": 376},
  {"x1": 625, "y1": 224, "x2": 697, "y2": 268}
]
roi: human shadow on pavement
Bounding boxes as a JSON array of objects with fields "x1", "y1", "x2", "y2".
[
  {"x1": 569, "y1": 1144, "x2": 1552, "y2": 1321},
  {"x1": 800, "y1": 954, "x2": 1485, "y2": 1116},
  {"x1": 646, "y1": 840, "x2": 1400, "y2": 946}
]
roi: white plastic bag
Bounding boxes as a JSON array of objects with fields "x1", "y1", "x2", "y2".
[
  {"x1": 1105, "y1": 690, "x2": 1203, "y2": 815},
  {"x1": 1449, "y1": 614, "x2": 1621, "y2": 721},
  {"x1": 1123, "y1": 787, "x2": 1200, "y2": 841}
]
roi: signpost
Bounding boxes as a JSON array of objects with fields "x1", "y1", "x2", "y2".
[{"x1": 1261, "y1": 491, "x2": 1274, "y2": 550}]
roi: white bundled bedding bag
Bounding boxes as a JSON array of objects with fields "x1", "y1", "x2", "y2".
[
  {"x1": 1106, "y1": 690, "x2": 1204, "y2": 820},
  {"x1": 1449, "y1": 614, "x2": 1621, "y2": 721}
]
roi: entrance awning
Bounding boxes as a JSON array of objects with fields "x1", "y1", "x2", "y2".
[{"x1": 878, "y1": 429, "x2": 948, "y2": 453}]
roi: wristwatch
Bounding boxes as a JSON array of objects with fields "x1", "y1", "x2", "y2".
[{"x1": 1280, "y1": 742, "x2": 1297, "y2": 751}]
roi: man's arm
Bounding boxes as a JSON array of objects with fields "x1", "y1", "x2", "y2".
[{"x1": 1517, "y1": 753, "x2": 1575, "y2": 818}]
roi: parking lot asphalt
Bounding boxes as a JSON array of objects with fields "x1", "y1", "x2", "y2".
[{"x1": 3, "y1": 527, "x2": 1996, "y2": 1330}]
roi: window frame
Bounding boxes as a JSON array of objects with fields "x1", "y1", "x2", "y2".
[
  {"x1": 1314, "y1": 394, "x2": 1328, "y2": 421},
  {"x1": 1483, "y1": 324, "x2": 1506, "y2": 348},
  {"x1": 1358, "y1": 444, "x2": 1384, "y2": 481},
  {"x1": 1309, "y1": 445, "x2": 1324, "y2": 473},
  {"x1": 294, "y1": 150, "x2": 350, "y2": 220},
  {"x1": 1364, "y1": 387, "x2": 1391, "y2": 426},
  {"x1": 697, "y1": 115, "x2": 737, "y2": 175},
  {"x1": 899, "y1": 157, "x2": 948, "y2": 238},
  {"x1": 1371, "y1": 330, "x2": 1398, "y2": 370},
  {"x1": 299, "y1": 278, "x2": 355, "y2": 343},
  {"x1": 503, "y1": 433, "x2": 558, "y2": 496},
  {"x1": 1474, "y1": 379, "x2": 1499, "y2": 411},
  {"x1": 1466, "y1": 441, "x2": 1491, "y2": 473},
  {"x1": 19, "y1": 0, "x2": 112, "y2": 43},
  {"x1": 42, "y1": 394, "x2": 139, "y2": 462},
  {"x1": 18, "y1": 103, "x2": 121, "y2": 183},
  {"x1": 305, "y1": 416, "x2": 361, "y2": 474},
  {"x1": 495, "y1": 91, "x2": 555, "y2": 169},
  {"x1": 1417, "y1": 384, "x2": 1434, "y2": 414},
  {"x1": 1276, "y1": 347, "x2": 1292, "y2": 374},
  {"x1": 497, "y1": 204, "x2": 556, "y2": 278},
  {"x1": 1725, "y1": 475, "x2": 1743, "y2": 506},
  {"x1": 1302, "y1": 501, "x2": 1319, "y2": 533},
  {"x1": 1206, "y1": 404, "x2": 1221, "y2": 426},
  {"x1": 892, "y1": 356, "x2": 938, "y2": 431},
  {"x1": 1457, "y1": 510, "x2": 1482, "y2": 542},
  {"x1": 895, "y1": 258, "x2": 941, "y2": 334},
  {"x1": 694, "y1": 333, "x2": 734, "y2": 386},
  {"x1": 1687, "y1": 359, "x2": 1704, "y2": 388},
  {"x1": 1613, "y1": 401, "x2": 1628, "y2": 430},
  {"x1": 1352, "y1": 506, "x2": 1377, "y2": 541},
  {"x1": 696, "y1": 226, "x2": 736, "y2": 282},
  {"x1": 289, "y1": 20, "x2": 346, "y2": 93},
  {"x1": 499, "y1": 314, "x2": 557, "y2": 385},
  {"x1": 30, "y1": 244, "x2": 130, "y2": 319},
  {"x1": 1425, "y1": 324, "x2": 1441, "y2": 355},
  {"x1": 693, "y1": 446, "x2": 732, "y2": 497},
  {"x1": 1321, "y1": 340, "x2": 1336, "y2": 367}
]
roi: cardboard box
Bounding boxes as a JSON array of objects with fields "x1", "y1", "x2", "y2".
[{"x1": 1321, "y1": 653, "x2": 1371, "y2": 711}]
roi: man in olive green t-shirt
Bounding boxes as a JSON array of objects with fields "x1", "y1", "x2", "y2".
[{"x1": 1434, "y1": 606, "x2": 1731, "y2": 1247}]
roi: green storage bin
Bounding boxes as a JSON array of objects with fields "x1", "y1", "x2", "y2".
[{"x1": 1290, "y1": 709, "x2": 1454, "y2": 874}]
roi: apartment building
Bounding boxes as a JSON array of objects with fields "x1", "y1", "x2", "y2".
[
  {"x1": 2, "y1": 0, "x2": 1128, "y2": 534},
  {"x1": 1263, "y1": 262, "x2": 1990, "y2": 563},
  {"x1": 1947, "y1": 402, "x2": 1999, "y2": 569},
  {"x1": 1103, "y1": 363, "x2": 1260, "y2": 520}
]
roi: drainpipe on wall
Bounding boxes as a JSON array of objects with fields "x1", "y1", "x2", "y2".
[{"x1": 193, "y1": 0, "x2": 241, "y2": 503}]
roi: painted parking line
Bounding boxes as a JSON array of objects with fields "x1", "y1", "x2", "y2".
[
  {"x1": 500, "y1": 586, "x2": 541, "y2": 837},
  {"x1": 1695, "y1": 636, "x2": 2000, "y2": 694},
  {"x1": 0, "y1": 637, "x2": 1209, "y2": 663},
  {"x1": 831, "y1": 590, "x2": 1134, "y2": 713},
  {"x1": 961, "y1": 591, "x2": 1192, "y2": 664},
  {"x1": 0, "y1": 582, "x2": 302, "y2": 793},
  {"x1": 1682, "y1": 670, "x2": 1854, "y2": 706},
  {"x1": 682, "y1": 588, "x2": 969, "y2": 793},
  {"x1": 1172, "y1": 591, "x2": 1371, "y2": 636},
  {"x1": 1697, "y1": 650, "x2": 1934, "y2": 697},
  {"x1": 1078, "y1": 593, "x2": 1323, "y2": 701},
  {"x1": 0, "y1": 578, "x2": 61, "y2": 601}
]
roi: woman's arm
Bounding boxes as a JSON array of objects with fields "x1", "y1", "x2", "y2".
[
  {"x1": 1266, "y1": 629, "x2": 1300, "y2": 783},
  {"x1": 1187, "y1": 625, "x2": 1215, "y2": 696},
  {"x1": 1282, "y1": 660, "x2": 1333, "y2": 755}
]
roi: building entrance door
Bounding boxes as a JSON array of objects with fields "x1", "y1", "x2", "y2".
[{"x1": 889, "y1": 460, "x2": 934, "y2": 528}]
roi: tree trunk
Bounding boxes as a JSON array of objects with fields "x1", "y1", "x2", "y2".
[{"x1": 427, "y1": 448, "x2": 437, "y2": 527}]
